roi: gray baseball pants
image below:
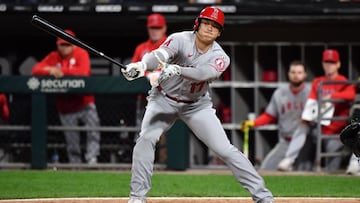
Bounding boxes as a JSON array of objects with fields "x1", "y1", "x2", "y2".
[
  {"x1": 59, "y1": 103, "x2": 100, "y2": 163},
  {"x1": 129, "y1": 91, "x2": 274, "y2": 202}
]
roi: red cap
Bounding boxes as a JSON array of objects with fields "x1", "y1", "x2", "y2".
[
  {"x1": 147, "y1": 13, "x2": 166, "y2": 28},
  {"x1": 322, "y1": 49, "x2": 340, "y2": 62},
  {"x1": 56, "y1": 29, "x2": 75, "y2": 45}
]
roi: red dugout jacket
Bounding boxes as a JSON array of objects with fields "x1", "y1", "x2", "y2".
[
  {"x1": 308, "y1": 74, "x2": 356, "y2": 135},
  {"x1": 32, "y1": 46, "x2": 95, "y2": 114}
]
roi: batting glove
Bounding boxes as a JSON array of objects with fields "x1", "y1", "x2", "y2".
[
  {"x1": 161, "y1": 64, "x2": 181, "y2": 79},
  {"x1": 154, "y1": 53, "x2": 181, "y2": 80},
  {"x1": 121, "y1": 62, "x2": 145, "y2": 81},
  {"x1": 240, "y1": 120, "x2": 254, "y2": 132}
]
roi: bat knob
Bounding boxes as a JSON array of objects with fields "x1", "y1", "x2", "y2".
[{"x1": 31, "y1": 15, "x2": 39, "y2": 23}]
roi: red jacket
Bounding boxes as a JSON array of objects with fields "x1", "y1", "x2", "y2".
[
  {"x1": 0, "y1": 94, "x2": 9, "y2": 123},
  {"x1": 32, "y1": 46, "x2": 95, "y2": 114},
  {"x1": 308, "y1": 74, "x2": 356, "y2": 135}
]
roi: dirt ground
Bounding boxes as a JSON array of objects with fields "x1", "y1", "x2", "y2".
[{"x1": 1, "y1": 197, "x2": 360, "y2": 203}]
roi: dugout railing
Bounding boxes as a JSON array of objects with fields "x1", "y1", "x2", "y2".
[
  {"x1": 0, "y1": 76, "x2": 189, "y2": 170},
  {"x1": 315, "y1": 80, "x2": 357, "y2": 172}
]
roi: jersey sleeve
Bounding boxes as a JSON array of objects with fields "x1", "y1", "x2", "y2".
[
  {"x1": 31, "y1": 52, "x2": 57, "y2": 76},
  {"x1": 141, "y1": 34, "x2": 180, "y2": 72},
  {"x1": 254, "y1": 112, "x2": 277, "y2": 127},
  {"x1": 308, "y1": 78, "x2": 320, "y2": 99},
  {"x1": 264, "y1": 89, "x2": 280, "y2": 117},
  {"x1": 131, "y1": 44, "x2": 144, "y2": 63},
  {"x1": 158, "y1": 33, "x2": 180, "y2": 60},
  {"x1": 331, "y1": 83, "x2": 356, "y2": 101},
  {"x1": 180, "y1": 53, "x2": 230, "y2": 82}
]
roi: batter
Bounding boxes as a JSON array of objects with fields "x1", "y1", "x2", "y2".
[{"x1": 121, "y1": 7, "x2": 274, "y2": 203}]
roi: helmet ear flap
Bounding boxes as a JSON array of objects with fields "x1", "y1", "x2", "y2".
[{"x1": 193, "y1": 17, "x2": 199, "y2": 31}]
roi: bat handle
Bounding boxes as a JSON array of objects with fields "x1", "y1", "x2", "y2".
[{"x1": 243, "y1": 127, "x2": 249, "y2": 158}]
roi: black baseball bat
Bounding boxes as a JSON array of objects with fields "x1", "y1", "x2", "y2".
[{"x1": 30, "y1": 15, "x2": 126, "y2": 70}]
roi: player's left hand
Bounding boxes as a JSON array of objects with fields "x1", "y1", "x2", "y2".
[{"x1": 121, "y1": 62, "x2": 145, "y2": 81}]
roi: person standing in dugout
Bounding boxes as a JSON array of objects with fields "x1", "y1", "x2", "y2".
[
  {"x1": 32, "y1": 30, "x2": 101, "y2": 164},
  {"x1": 121, "y1": 6, "x2": 274, "y2": 203},
  {"x1": 0, "y1": 93, "x2": 9, "y2": 162}
]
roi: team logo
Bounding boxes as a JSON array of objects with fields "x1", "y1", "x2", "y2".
[
  {"x1": 69, "y1": 58, "x2": 76, "y2": 66},
  {"x1": 162, "y1": 39, "x2": 172, "y2": 47},
  {"x1": 214, "y1": 57, "x2": 225, "y2": 72},
  {"x1": 211, "y1": 8, "x2": 219, "y2": 19},
  {"x1": 27, "y1": 77, "x2": 40, "y2": 90}
]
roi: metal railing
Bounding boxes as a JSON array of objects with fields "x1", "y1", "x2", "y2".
[{"x1": 315, "y1": 80, "x2": 357, "y2": 172}]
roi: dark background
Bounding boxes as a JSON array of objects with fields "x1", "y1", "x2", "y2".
[
  {"x1": 1, "y1": 0, "x2": 360, "y2": 166},
  {"x1": 1, "y1": 1, "x2": 360, "y2": 75}
]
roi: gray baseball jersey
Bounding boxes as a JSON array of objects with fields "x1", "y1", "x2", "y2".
[
  {"x1": 129, "y1": 31, "x2": 274, "y2": 202},
  {"x1": 266, "y1": 84, "x2": 310, "y2": 140},
  {"x1": 260, "y1": 84, "x2": 310, "y2": 170}
]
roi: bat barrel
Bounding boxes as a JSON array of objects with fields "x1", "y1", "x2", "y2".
[{"x1": 31, "y1": 15, "x2": 126, "y2": 69}]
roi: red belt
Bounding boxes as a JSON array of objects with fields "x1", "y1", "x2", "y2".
[
  {"x1": 157, "y1": 86, "x2": 195, "y2": 104},
  {"x1": 284, "y1": 136, "x2": 292, "y2": 142}
]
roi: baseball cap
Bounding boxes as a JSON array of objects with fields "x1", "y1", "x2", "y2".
[
  {"x1": 147, "y1": 13, "x2": 166, "y2": 28},
  {"x1": 322, "y1": 49, "x2": 340, "y2": 62},
  {"x1": 56, "y1": 29, "x2": 75, "y2": 45}
]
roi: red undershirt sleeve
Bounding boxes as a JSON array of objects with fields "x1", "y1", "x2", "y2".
[{"x1": 254, "y1": 112, "x2": 277, "y2": 127}]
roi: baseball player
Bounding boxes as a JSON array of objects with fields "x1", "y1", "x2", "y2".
[
  {"x1": 277, "y1": 49, "x2": 356, "y2": 171},
  {"x1": 32, "y1": 30, "x2": 100, "y2": 164},
  {"x1": 121, "y1": 6, "x2": 274, "y2": 203},
  {"x1": 241, "y1": 60, "x2": 310, "y2": 171}
]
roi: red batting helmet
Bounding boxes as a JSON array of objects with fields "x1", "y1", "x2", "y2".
[{"x1": 193, "y1": 6, "x2": 225, "y2": 31}]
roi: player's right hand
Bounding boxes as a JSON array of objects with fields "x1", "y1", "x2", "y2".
[
  {"x1": 240, "y1": 120, "x2": 254, "y2": 132},
  {"x1": 154, "y1": 53, "x2": 181, "y2": 80},
  {"x1": 121, "y1": 62, "x2": 145, "y2": 81},
  {"x1": 161, "y1": 64, "x2": 181, "y2": 79}
]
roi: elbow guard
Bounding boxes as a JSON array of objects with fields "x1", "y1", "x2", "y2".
[{"x1": 142, "y1": 49, "x2": 170, "y2": 71}]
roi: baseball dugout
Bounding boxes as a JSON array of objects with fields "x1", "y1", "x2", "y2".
[{"x1": 0, "y1": 76, "x2": 181, "y2": 169}]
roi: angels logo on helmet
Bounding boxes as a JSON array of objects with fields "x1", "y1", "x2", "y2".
[{"x1": 193, "y1": 6, "x2": 225, "y2": 31}]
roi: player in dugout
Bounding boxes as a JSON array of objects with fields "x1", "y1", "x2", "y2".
[{"x1": 241, "y1": 60, "x2": 310, "y2": 171}]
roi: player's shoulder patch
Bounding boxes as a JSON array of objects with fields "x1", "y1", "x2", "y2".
[{"x1": 214, "y1": 56, "x2": 226, "y2": 72}]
